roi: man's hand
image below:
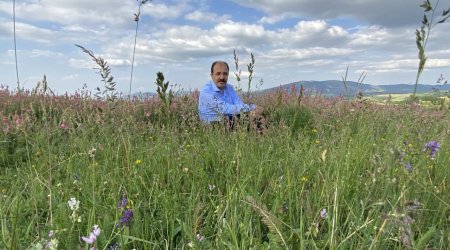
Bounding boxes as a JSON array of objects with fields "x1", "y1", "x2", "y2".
[
  {"x1": 249, "y1": 105, "x2": 266, "y2": 134},
  {"x1": 250, "y1": 105, "x2": 264, "y2": 118}
]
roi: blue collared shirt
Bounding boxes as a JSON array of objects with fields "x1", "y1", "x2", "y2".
[{"x1": 198, "y1": 80, "x2": 256, "y2": 123}]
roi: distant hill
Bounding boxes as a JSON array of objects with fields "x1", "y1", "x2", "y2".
[
  {"x1": 130, "y1": 80, "x2": 449, "y2": 98},
  {"x1": 259, "y1": 80, "x2": 450, "y2": 97}
]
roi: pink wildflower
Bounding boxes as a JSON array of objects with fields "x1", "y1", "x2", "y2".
[
  {"x1": 59, "y1": 123, "x2": 69, "y2": 130},
  {"x1": 81, "y1": 224, "x2": 100, "y2": 246}
]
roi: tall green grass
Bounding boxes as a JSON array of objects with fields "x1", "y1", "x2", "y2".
[{"x1": 0, "y1": 87, "x2": 448, "y2": 249}]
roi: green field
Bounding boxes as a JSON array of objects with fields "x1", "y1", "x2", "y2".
[
  {"x1": 0, "y1": 89, "x2": 449, "y2": 249},
  {"x1": 368, "y1": 92, "x2": 450, "y2": 106}
]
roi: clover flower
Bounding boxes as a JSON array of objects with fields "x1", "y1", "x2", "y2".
[
  {"x1": 422, "y1": 140, "x2": 440, "y2": 158},
  {"x1": 68, "y1": 197, "x2": 80, "y2": 211},
  {"x1": 81, "y1": 224, "x2": 101, "y2": 245},
  {"x1": 68, "y1": 197, "x2": 82, "y2": 223}
]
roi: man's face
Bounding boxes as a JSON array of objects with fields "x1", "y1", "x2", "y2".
[{"x1": 210, "y1": 62, "x2": 229, "y2": 90}]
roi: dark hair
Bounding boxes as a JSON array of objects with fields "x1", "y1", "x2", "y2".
[{"x1": 211, "y1": 61, "x2": 229, "y2": 73}]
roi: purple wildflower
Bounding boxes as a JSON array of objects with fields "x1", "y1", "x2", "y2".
[
  {"x1": 405, "y1": 162, "x2": 412, "y2": 172},
  {"x1": 422, "y1": 140, "x2": 440, "y2": 158},
  {"x1": 107, "y1": 242, "x2": 120, "y2": 250},
  {"x1": 81, "y1": 224, "x2": 100, "y2": 245},
  {"x1": 117, "y1": 196, "x2": 128, "y2": 209},
  {"x1": 117, "y1": 209, "x2": 133, "y2": 228}
]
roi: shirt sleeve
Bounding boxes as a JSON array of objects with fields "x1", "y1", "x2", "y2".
[{"x1": 200, "y1": 87, "x2": 255, "y2": 116}]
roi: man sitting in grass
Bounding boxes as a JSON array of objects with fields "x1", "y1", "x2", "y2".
[{"x1": 198, "y1": 60, "x2": 265, "y2": 130}]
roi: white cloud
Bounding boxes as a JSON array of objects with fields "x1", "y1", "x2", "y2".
[
  {"x1": 427, "y1": 58, "x2": 450, "y2": 68},
  {"x1": 141, "y1": 1, "x2": 191, "y2": 20},
  {"x1": 27, "y1": 49, "x2": 63, "y2": 58},
  {"x1": 258, "y1": 13, "x2": 294, "y2": 24},
  {"x1": 0, "y1": 20, "x2": 56, "y2": 43},
  {"x1": 185, "y1": 10, "x2": 231, "y2": 23},
  {"x1": 231, "y1": 0, "x2": 426, "y2": 27}
]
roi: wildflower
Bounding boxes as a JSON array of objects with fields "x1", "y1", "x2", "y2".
[
  {"x1": 117, "y1": 194, "x2": 134, "y2": 228},
  {"x1": 107, "y1": 242, "x2": 120, "y2": 250},
  {"x1": 68, "y1": 197, "x2": 80, "y2": 211},
  {"x1": 134, "y1": 159, "x2": 142, "y2": 165},
  {"x1": 405, "y1": 162, "x2": 412, "y2": 172},
  {"x1": 68, "y1": 197, "x2": 82, "y2": 223},
  {"x1": 196, "y1": 234, "x2": 205, "y2": 242},
  {"x1": 81, "y1": 224, "x2": 101, "y2": 245},
  {"x1": 422, "y1": 140, "x2": 440, "y2": 158},
  {"x1": 117, "y1": 209, "x2": 134, "y2": 228},
  {"x1": 59, "y1": 123, "x2": 69, "y2": 130},
  {"x1": 117, "y1": 196, "x2": 128, "y2": 209},
  {"x1": 39, "y1": 230, "x2": 58, "y2": 250},
  {"x1": 301, "y1": 176, "x2": 308, "y2": 182},
  {"x1": 208, "y1": 184, "x2": 216, "y2": 191},
  {"x1": 320, "y1": 208, "x2": 328, "y2": 219}
]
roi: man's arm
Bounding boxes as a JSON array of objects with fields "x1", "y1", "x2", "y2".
[{"x1": 200, "y1": 91, "x2": 255, "y2": 115}]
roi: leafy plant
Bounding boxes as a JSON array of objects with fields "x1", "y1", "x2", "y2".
[{"x1": 155, "y1": 71, "x2": 174, "y2": 116}]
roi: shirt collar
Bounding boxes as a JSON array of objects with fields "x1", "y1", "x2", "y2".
[{"x1": 210, "y1": 80, "x2": 227, "y2": 92}]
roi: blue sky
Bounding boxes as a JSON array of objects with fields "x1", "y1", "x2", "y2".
[{"x1": 0, "y1": 0, "x2": 449, "y2": 94}]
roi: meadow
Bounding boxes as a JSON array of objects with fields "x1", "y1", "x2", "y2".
[
  {"x1": 0, "y1": 85, "x2": 449, "y2": 249},
  {"x1": 3, "y1": 1, "x2": 450, "y2": 249}
]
